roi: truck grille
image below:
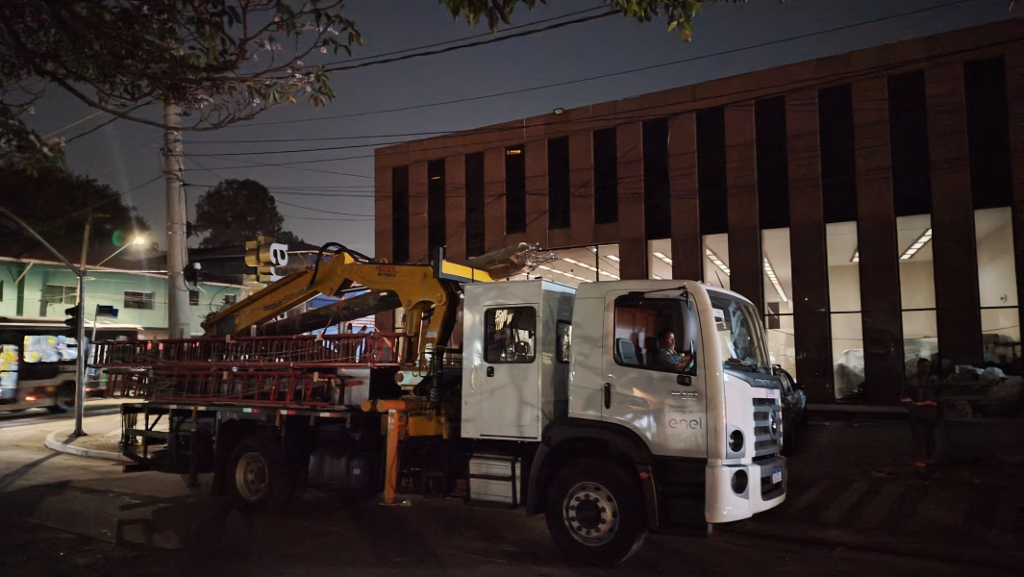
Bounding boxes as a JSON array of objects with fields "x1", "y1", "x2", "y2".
[{"x1": 752, "y1": 398, "x2": 782, "y2": 456}]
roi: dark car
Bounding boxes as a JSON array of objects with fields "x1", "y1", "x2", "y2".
[{"x1": 773, "y1": 365, "x2": 806, "y2": 452}]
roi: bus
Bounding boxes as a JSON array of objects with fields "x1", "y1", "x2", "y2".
[{"x1": 0, "y1": 317, "x2": 140, "y2": 414}]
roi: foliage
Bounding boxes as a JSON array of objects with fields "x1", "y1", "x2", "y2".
[
  {"x1": 442, "y1": 0, "x2": 736, "y2": 40},
  {"x1": 0, "y1": 166, "x2": 151, "y2": 262},
  {"x1": 0, "y1": 0, "x2": 736, "y2": 169},
  {"x1": 193, "y1": 178, "x2": 301, "y2": 248}
]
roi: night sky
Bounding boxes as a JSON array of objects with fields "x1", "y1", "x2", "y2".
[{"x1": 23, "y1": 0, "x2": 1015, "y2": 258}]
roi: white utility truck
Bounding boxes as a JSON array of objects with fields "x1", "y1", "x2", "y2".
[{"x1": 96, "y1": 247, "x2": 786, "y2": 566}]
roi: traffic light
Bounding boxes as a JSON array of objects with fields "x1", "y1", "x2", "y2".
[{"x1": 65, "y1": 305, "x2": 80, "y2": 329}]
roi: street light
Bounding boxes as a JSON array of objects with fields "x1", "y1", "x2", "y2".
[{"x1": 95, "y1": 234, "x2": 147, "y2": 268}]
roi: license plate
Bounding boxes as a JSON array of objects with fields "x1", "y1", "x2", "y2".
[{"x1": 771, "y1": 468, "x2": 783, "y2": 484}]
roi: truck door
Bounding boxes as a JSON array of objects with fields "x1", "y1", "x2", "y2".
[
  {"x1": 468, "y1": 304, "x2": 542, "y2": 439},
  {"x1": 602, "y1": 292, "x2": 708, "y2": 459}
]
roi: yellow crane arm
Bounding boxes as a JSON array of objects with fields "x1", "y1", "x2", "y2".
[{"x1": 201, "y1": 251, "x2": 492, "y2": 373}]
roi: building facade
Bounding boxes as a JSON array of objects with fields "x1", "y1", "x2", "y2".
[
  {"x1": 0, "y1": 258, "x2": 244, "y2": 338},
  {"x1": 374, "y1": 21, "x2": 1024, "y2": 404}
]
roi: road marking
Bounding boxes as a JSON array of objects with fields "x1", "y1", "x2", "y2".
[
  {"x1": 907, "y1": 488, "x2": 968, "y2": 533},
  {"x1": 821, "y1": 480, "x2": 871, "y2": 524},
  {"x1": 854, "y1": 480, "x2": 906, "y2": 529},
  {"x1": 790, "y1": 480, "x2": 834, "y2": 511}
]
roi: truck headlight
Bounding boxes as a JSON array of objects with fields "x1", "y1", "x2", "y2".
[{"x1": 731, "y1": 470, "x2": 748, "y2": 494}]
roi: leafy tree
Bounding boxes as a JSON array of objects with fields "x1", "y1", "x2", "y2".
[
  {"x1": 0, "y1": 1, "x2": 733, "y2": 168},
  {"x1": 0, "y1": 166, "x2": 151, "y2": 261},
  {"x1": 194, "y1": 178, "x2": 301, "y2": 248}
]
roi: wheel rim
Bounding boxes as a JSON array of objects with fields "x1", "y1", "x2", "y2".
[
  {"x1": 562, "y1": 481, "x2": 619, "y2": 546},
  {"x1": 235, "y1": 452, "x2": 269, "y2": 502}
]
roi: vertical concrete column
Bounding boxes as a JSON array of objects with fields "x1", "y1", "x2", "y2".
[
  {"x1": 618, "y1": 122, "x2": 646, "y2": 279},
  {"x1": 725, "y1": 102, "x2": 763, "y2": 314},
  {"x1": 408, "y1": 161, "x2": 429, "y2": 264},
  {"x1": 445, "y1": 155, "x2": 467, "y2": 263},
  {"x1": 374, "y1": 163, "x2": 395, "y2": 332},
  {"x1": 525, "y1": 140, "x2": 549, "y2": 246},
  {"x1": 484, "y1": 148, "x2": 506, "y2": 252},
  {"x1": 568, "y1": 130, "x2": 595, "y2": 247},
  {"x1": 1006, "y1": 44, "x2": 1024, "y2": 340},
  {"x1": 853, "y1": 77, "x2": 904, "y2": 404},
  {"x1": 926, "y1": 62, "x2": 983, "y2": 365},
  {"x1": 668, "y1": 113, "x2": 701, "y2": 281},
  {"x1": 786, "y1": 90, "x2": 834, "y2": 403}
]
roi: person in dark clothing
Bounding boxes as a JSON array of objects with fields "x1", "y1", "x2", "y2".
[
  {"x1": 901, "y1": 358, "x2": 943, "y2": 474},
  {"x1": 653, "y1": 329, "x2": 692, "y2": 373}
]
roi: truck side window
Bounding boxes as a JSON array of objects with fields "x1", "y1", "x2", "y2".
[
  {"x1": 556, "y1": 321, "x2": 571, "y2": 364},
  {"x1": 484, "y1": 306, "x2": 537, "y2": 364},
  {"x1": 613, "y1": 296, "x2": 696, "y2": 374}
]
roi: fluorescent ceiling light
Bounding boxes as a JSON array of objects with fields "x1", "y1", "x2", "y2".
[
  {"x1": 653, "y1": 252, "x2": 673, "y2": 265},
  {"x1": 763, "y1": 257, "x2": 788, "y2": 303},
  {"x1": 652, "y1": 275, "x2": 663, "y2": 280},
  {"x1": 705, "y1": 248, "x2": 731, "y2": 276},
  {"x1": 606, "y1": 255, "x2": 620, "y2": 262},
  {"x1": 851, "y1": 250, "x2": 859, "y2": 263},
  {"x1": 900, "y1": 228, "x2": 933, "y2": 260}
]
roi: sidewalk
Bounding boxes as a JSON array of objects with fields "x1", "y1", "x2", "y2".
[
  {"x1": 44, "y1": 399, "x2": 140, "y2": 462},
  {"x1": 728, "y1": 417, "x2": 1024, "y2": 570}
]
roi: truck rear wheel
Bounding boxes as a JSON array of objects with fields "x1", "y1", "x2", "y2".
[
  {"x1": 226, "y1": 434, "x2": 294, "y2": 512},
  {"x1": 544, "y1": 458, "x2": 646, "y2": 566}
]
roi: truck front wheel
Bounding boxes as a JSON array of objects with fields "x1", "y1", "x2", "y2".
[
  {"x1": 544, "y1": 458, "x2": 646, "y2": 566},
  {"x1": 225, "y1": 435, "x2": 294, "y2": 512}
]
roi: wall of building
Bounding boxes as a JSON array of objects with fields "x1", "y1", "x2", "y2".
[
  {"x1": 0, "y1": 260, "x2": 243, "y2": 337},
  {"x1": 374, "y1": 21, "x2": 1024, "y2": 404}
]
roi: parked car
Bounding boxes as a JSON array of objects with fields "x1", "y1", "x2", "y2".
[{"x1": 773, "y1": 365, "x2": 806, "y2": 452}]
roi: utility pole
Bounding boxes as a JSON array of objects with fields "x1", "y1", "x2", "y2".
[
  {"x1": 163, "y1": 101, "x2": 191, "y2": 338},
  {"x1": 74, "y1": 213, "x2": 93, "y2": 436}
]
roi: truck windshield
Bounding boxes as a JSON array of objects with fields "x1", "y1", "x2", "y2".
[{"x1": 708, "y1": 293, "x2": 770, "y2": 374}]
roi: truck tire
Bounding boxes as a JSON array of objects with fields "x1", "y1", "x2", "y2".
[
  {"x1": 47, "y1": 383, "x2": 75, "y2": 414},
  {"x1": 225, "y1": 434, "x2": 294, "y2": 512},
  {"x1": 544, "y1": 458, "x2": 647, "y2": 566}
]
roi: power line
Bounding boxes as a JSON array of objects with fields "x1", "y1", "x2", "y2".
[
  {"x1": 317, "y1": 10, "x2": 618, "y2": 75},
  {"x1": 233, "y1": 0, "x2": 986, "y2": 129}
]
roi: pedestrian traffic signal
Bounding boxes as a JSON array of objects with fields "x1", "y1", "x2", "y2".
[{"x1": 65, "y1": 305, "x2": 80, "y2": 329}]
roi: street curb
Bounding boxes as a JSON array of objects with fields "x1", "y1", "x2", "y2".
[{"x1": 44, "y1": 429, "x2": 130, "y2": 463}]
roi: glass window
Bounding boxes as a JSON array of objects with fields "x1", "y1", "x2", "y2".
[
  {"x1": 22, "y1": 335, "x2": 76, "y2": 363},
  {"x1": 898, "y1": 214, "x2": 936, "y2": 377},
  {"x1": 43, "y1": 285, "x2": 76, "y2": 306},
  {"x1": 703, "y1": 233, "x2": 730, "y2": 291},
  {"x1": 614, "y1": 296, "x2": 696, "y2": 374},
  {"x1": 827, "y1": 221, "x2": 862, "y2": 400},
  {"x1": 556, "y1": 321, "x2": 572, "y2": 364},
  {"x1": 709, "y1": 292, "x2": 770, "y2": 374},
  {"x1": 543, "y1": 244, "x2": 619, "y2": 286},
  {"x1": 648, "y1": 238, "x2": 672, "y2": 280},
  {"x1": 1, "y1": 344, "x2": 19, "y2": 394},
  {"x1": 976, "y1": 207, "x2": 1019, "y2": 362},
  {"x1": 485, "y1": 306, "x2": 537, "y2": 364},
  {"x1": 124, "y1": 291, "x2": 155, "y2": 310},
  {"x1": 831, "y1": 313, "x2": 864, "y2": 401},
  {"x1": 763, "y1": 227, "x2": 795, "y2": 377}
]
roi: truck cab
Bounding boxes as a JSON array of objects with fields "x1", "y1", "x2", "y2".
[{"x1": 461, "y1": 279, "x2": 786, "y2": 563}]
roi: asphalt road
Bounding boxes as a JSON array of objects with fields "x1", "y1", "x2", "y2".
[
  {"x1": 0, "y1": 402, "x2": 121, "y2": 429},
  {"x1": 0, "y1": 411, "x2": 1019, "y2": 576}
]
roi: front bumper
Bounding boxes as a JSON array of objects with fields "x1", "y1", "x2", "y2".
[{"x1": 705, "y1": 455, "x2": 787, "y2": 523}]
